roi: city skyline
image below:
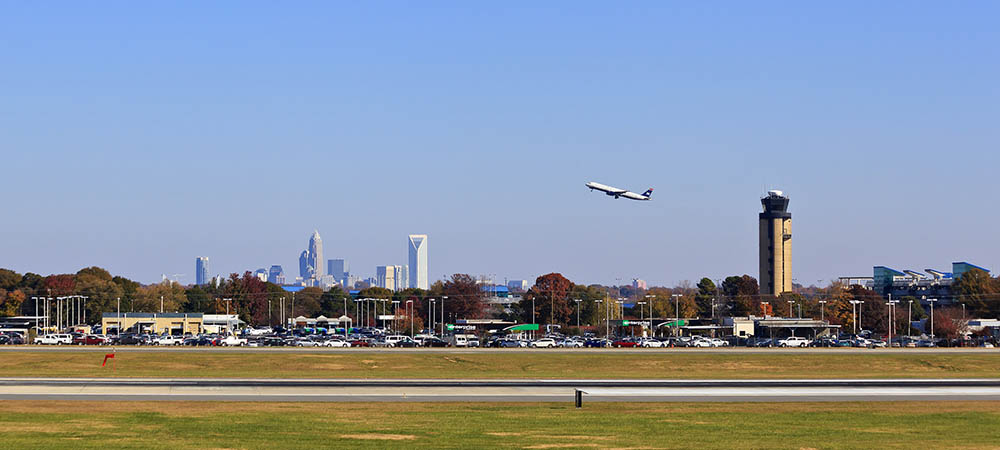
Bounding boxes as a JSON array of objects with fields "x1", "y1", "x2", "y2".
[{"x1": 2, "y1": 3, "x2": 998, "y2": 286}]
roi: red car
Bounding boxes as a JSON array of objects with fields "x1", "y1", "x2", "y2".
[
  {"x1": 73, "y1": 334, "x2": 109, "y2": 346},
  {"x1": 612, "y1": 338, "x2": 639, "y2": 348}
]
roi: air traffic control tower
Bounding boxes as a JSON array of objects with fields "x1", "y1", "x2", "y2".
[{"x1": 759, "y1": 190, "x2": 792, "y2": 296}]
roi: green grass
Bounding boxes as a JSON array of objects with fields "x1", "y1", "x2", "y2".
[
  {"x1": 1, "y1": 401, "x2": 998, "y2": 449},
  {"x1": 1, "y1": 351, "x2": 999, "y2": 379}
]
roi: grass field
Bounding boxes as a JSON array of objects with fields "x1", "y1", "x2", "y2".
[
  {"x1": 1, "y1": 351, "x2": 999, "y2": 379},
  {"x1": 1, "y1": 400, "x2": 998, "y2": 449}
]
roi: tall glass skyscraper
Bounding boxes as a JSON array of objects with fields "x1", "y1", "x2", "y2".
[
  {"x1": 195, "y1": 257, "x2": 209, "y2": 285},
  {"x1": 298, "y1": 230, "x2": 324, "y2": 281},
  {"x1": 408, "y1": 234, "x2": 428, "y2": 290}
]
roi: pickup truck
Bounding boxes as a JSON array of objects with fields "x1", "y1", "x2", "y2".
[
  {"x1": 36, "y1": 334, "x2": 74, "y2": 345},
  {"x1": 154, "y1": 335, "x2": 184, "y2": 346},
  {"x1": 217, "y1": 335, "x2": 248, "y2": 346},
  {"x1": 777, "y1": 336, "x2": 811, "y2": 347}
]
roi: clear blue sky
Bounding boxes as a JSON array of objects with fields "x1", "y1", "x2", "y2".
[{"x1": 2, "y1": 2, "x2": 998, "y2": 286}]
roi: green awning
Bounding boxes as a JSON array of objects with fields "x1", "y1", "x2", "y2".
[
  {"x1": 505, "y1": 324, "x2": 540, "y2": 331},
  {"x1": 659, "y1": 320, "x2": 688, "y2": 327}
]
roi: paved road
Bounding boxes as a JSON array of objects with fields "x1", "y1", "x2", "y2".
[
  {"x1": 1, "y1": 346, "x2": 996, "y2": 354},
  {"x1": 3, "y1": 378, "x2": 999, "y2": 402}
]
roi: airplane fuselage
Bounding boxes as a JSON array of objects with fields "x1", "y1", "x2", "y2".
[{"x1": 585, "y1": 181, "x2": 652, "y2": 201}]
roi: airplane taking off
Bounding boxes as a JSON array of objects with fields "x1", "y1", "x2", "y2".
[{"x1": 585, "y1": 182, "x2": 653, "y2": 201}]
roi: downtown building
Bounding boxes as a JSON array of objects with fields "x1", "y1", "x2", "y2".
[
  {"x1": 195, "y1": 257, "x2": 209, "y2": 285},
  {"x1": 298, "y1": 230, "x2": 324, "y2": 286},
  {"x1": 408, "y1": 234, "x2": 428, "y2": 290}
]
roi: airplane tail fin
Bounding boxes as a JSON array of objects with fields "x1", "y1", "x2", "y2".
[{"x1": 642, "y1": 188, "x2": 653, "y2": 198}]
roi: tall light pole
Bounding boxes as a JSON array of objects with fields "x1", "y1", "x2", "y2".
[
  {"x1": 787, "y1": 300, "x2": 794, "y2": 318},
  {"x1": 391, "y1": 300, "x2": 400, "y2": 333},
  {"x1": 928, "y1": 298, "x2": 938, "y2": 339},
  {"x1": 636, "y1": 301, "x2": 646, "y2": 337},
  {"x1": 907, "y1": 300, "x2": 913, "y2": 337},
  {"x1": 406, "y1": 300, "x2": 414, "y2": 337},
  {"x1": 885, "y1": 301, "x2": 893, "y2": 344},
  {"x1": 849, "y1": 300, "x2": 860, "y2": 334},
  {"x1": 645, "y1": 294, "x2": 656, "y2": 333},
  {"x1": 441, "y1": 296, "x2": 447, "y2": 337},
  {"x1": 818, "y1": 300, "x2": 827, "y2": 321},
  {"x1": 671, "y1": 294, "x2": 681, "y2": 336},
  {"x1": 615, "y1": 299, "x2": 624, "y2": 337},
  {"x1": 428, "y1": 299, "x2": 435, "y2": 335},
  {"x1": 858, "y1": 300, "x2": 865, "y2": 332},
  {"x1": 574, "y1": 299, "x2": 582, "y2": 328},
  {"x1": 595, "y1": 299, "x2": 604, "y2": 338}
]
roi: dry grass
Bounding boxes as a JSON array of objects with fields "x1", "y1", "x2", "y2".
[
  {"x1": 0, "y1": 351, "x2": 998, "y2": 379},
  {"x1": 1, "y1": 401, "x2": 999, "y2": 449}
]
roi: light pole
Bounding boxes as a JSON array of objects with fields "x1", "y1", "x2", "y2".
[
  {"x1": 636, "y1": 301, "x2": 646, "y2": 337},
  {"x1": 428, "y1": 299, "x2": 435, "y2": 335},
  {"x1": 858, "y1": 300, "x2": 865, "y2": 332},
  {"x1": 961, "y1": 303, "x2": 966, "y2": 320},
  {"x1": 595, "y1": 299, "x2": 604, "y2": 338},
  {"x1": 761, "y1": 301, "x2": 770, "y2": 319},
  {"x1": 818, "y1": 300, "x2": 827, "y2": 321},
  {"x1": 907, "y1": 300, "x2": 913, "y2": 337},
  {"x1": 574, "y1": 299, "x2": 582, "y2": 328},
  {"x1": 441, "y1": 296, "x2": 447, "y2": 337},
  {"x1": 406, "y1": 300, "x2": 414, "y2": 337},
  {"x1": 787, "y1": 300, "x2": 794, "y2": 318},
  {"x1": 885, "y1": 301, "x2": 893, "y2": 344},
  {"x1": 645, "y1": 294, "x2": 656, "y2": 333},
  {"x1": 671, "y1": 294, "x2": 681, "y2": 336},
  {"x1": 391, "y1": 300, "x2": 400, "y2": 333},
  {"x1": 928, "y1": 298, "x2": 938, "y2": 339},
  {"x1": 615, "y1": 300, "x2": 624, "y2": 337},
  {"x1": 849, "y1": 300, "x2": 860, "y2": 334}
]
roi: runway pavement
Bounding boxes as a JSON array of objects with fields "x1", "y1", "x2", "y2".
[{"x1": 3, "y1": 378, "x2": 1000, "y2": 402}]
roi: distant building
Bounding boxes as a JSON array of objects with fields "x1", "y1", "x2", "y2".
[
  {"x1": 195, "y1": 257, "x2": 209, "y2": 285},
  {"x1": 397, "y1": 265, "x2": 408, "y2": 291},
  {"x1": 268, "y1": 265, "x2": 285, "y2": 284},
  {"x1": 759, "y1": 190, "x2": 792, "y2": 296},
  {"x1": 872, "y1": 261, "x2": 991, "y2": 306},
  {"x1": 408, "y1": 234, "x2": 428, "y2": 289},
  {"x1": 298, "y1": 230, "x2": 324, "y2": 281},
  {"x1": 253, "y1": 268, "x2": 268, "y2": 282},
  {"x1": 329, "y1": 259, "x2": 349, "y2": 284},
  {"x1": 506, "y1": 280, "x2": 529, "y2": 292},
  {"x1": 632, "y1": 278, "x2": 647, "y2": 290},
  {"x1": 377, "y1": 265, "x2": 400, "y2": 291}
]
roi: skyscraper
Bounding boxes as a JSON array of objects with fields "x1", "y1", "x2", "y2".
[
  {"x1": 376, "y1": 265, "x2": 398, "y2": 291},
  {"x1": 298, "y1": 230, "x2": 324, "y2": 281},
  {"x1": 195, "y1": 257, "x2": 209, "y2": 285},
  {"x1": 396, "y1": 265, "x2": 408, "y2": 291},
  {"x1": 328, "y1": 259, "x2": 348, "y2": 279},
  {"x1": 408, "y1": 234, "x2": 428, "y2": 290},
  {"x1": 759, "y1": 190, "x2": 792, "y2": 296},
  {"x1": 268, "y1": 265, "x2": 285, "y2": 284}
]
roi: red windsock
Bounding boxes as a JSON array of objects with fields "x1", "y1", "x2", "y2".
[{"x1": 102, "y1": 353, "x2": 115, "y2": 367}]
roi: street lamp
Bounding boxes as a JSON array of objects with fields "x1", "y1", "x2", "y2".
[
  {"x1": 645, "y1": 294, "x2": 656, "y2": 333},
  {"x1": 670, "y1": 294, "x2": 682, "y2": 336},
  {"x1": 428, "y1": 299, "x2": 435, "y2": 335},
  {"x1": 787, "y1": 300, "x2": 794, "y2": 318},
  {"x1": 595, "y1": 299, "x2": 605, "y2": 338},
  {"x1": 907, "y1": 300, "x2": 913, "y2": 337},
  {"x1": 441, "y1": 296, "x2": 447, "y2": 337},
  {"x1": 636, "y1": 301, "x2": 647, "y2": 337},
  {"x1": 573, "y1": 299, "x2": 582, "y2": 328},
  {"x1": 849, "y1": 300, "x2": 860, "y2": 334},
  {"x1": 405, "y1": 300, "x2": 414, "y2": 337},
  {"x1": 928, "y1": 298, "x2": 938, "y2": 339},
  {"x1": 391, "y1": 300, "x2": 400, "y2": 333},
  {"x1": 818, "y1": 300, "x2": 827, "y2": 322}
]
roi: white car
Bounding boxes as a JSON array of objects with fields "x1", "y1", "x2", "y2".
[
  {"x1": 325, "y1": 339, "x2": 352, "y2": 348},
  {"x1": 559, "y1": 338, "x2": 584, "y2": 348},
  {"x1": 690, "y1": 339, "x2": 714, "y2": 348},
  {"x1": 530, "y1": 338, "x2": 557, "y2": 348},
  {"x1": 708, "y1": 338, "x2": 728, "y2": 347},
  {"x1": 154, "y1": 335, "x2": 183, "y2": 346},
  {"x1": 35, "y1": 334, "x2": 73, "y2": 345},
  {"x1": 218, "y1": 335, "x2": 248, "y2": 346},
  {"x1": 778, "y1": 336, "x2": 811, "y2": 348},
  {"x1": 639, "y1": 338, "x2": 663, "y2": 348}
]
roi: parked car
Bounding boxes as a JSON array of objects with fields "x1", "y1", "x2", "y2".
[
  {"x1": 73, "y1": 334, "x2": 109, "y2": 346},
  {"x1": 154, "y1": 335, "x2": 184, "y2": 346},
  {"x1": 36, "y1": 334, "x2": 74, "y2": 345},
  {"x1": 584, "y1": 338, "x2": 610, "y2": 348},
  {"x1": 639, "y1": 338, "x2": 663, "y2": 348},
  {"x1": 777, "y1": 336, "x2": 811, "y2": 348},
  {"x1": 530, "y1": 338, "x2": 558, "y2": 348},
  {"x1": 612, "y1": 338, "x2": 640, "y2": 348}
]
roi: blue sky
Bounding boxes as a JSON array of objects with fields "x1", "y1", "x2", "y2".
[{"x1": 2, "y1": 2, "x2": 998, "y2": 286}]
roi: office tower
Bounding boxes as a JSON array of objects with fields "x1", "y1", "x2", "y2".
[
  {"x1": 759, "y1": 190, "x2": 792, "y2": 296},
  {"x1": 254, "y1": 268, "x2": 268, "y2": 282},
  {"x1": 396, "y1": 265, "x2": 408, "y2": 291},
  {"x1": 298, "y1": 230, "x2": 324, "y2": 281},
  {"x1": 377, "y1": 265, "x2": 399, "y2": 291},
  {"x1": 506, "y1": 280, "x2": 529, "y2": 292},
  {"x1": 268, "y1": 265, "x2": 285, "y2": 284},
  {"x1": 195, "y1": 257, "x2": 209, "y2": 285},
  {"x1": 329, "y1": 259, "x2": 348, "y2": 279},
  {"x1": 408, "y1": 234, "x2": 428, "y2": 290},
  {"x1": 632, "y1": 278, "x2": 647, "y2": 290}
]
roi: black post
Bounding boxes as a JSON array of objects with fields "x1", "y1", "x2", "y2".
[{"x1": 575, "y1": 389, "x2": 583, "y2": 408}]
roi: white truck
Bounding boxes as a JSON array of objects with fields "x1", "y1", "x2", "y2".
[
  {"x1": 450, "y1": 334, "x2": 479, "y2": 347},
  {"x1": 777, "y1": 336, "x2": 811, "y2": 348}
]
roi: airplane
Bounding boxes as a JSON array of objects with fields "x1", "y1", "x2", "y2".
[{"x1": 585, "y1": 182, "x2": 653, "y2": 201}]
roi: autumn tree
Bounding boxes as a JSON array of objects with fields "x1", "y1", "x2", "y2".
[
  {"x1": 520, "y1": 273, "x2": 573, "y2": 325},
  {"x1": 134, "y1": 281, "x2": 187, "y2": 313},
  {"x1": 952, "y1": 268, "x2": 997, "y2": 316},
  {"x1": 440, "y1": 274, "x2": 486, "y2": 320},
  {"x1": 722, "y1": 275, "x2": 760, "y2": 316},
  {"x1": 932, "y1": 307, "x2": 968, "y2": 340},
  {"x1": 221, "y1": 272, "x2": 270, "y2": 325},
  {"x1": 0, "y1": 289, "x2": 26, "y2": 316},
  {"x1": 294, "y1": 287, "x2": 323, "y2": 318},
  {"x1": 75, "y1": 267, "x2": 123, "y2": 317}
]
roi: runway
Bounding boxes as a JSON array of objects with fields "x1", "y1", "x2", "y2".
[{"x1": 3, "y1": 378, "x2": 1000, "y2": 402}]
